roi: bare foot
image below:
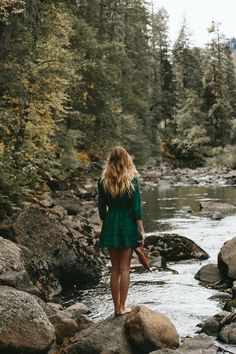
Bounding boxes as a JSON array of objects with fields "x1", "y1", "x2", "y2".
[{"x1": 119, "y1": 306, "x2": 132, "y2": 315}]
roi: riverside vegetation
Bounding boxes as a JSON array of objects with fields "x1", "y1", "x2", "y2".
[{"x1": 0, "y1": 0, "x2": 236, "y2": 219}]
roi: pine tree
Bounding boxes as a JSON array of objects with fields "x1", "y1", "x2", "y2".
[{"x1": 203, "y1": 22, "x2": 236, "y2": 146}]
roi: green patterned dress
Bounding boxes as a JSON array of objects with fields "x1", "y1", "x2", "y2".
[{"x1": 97, "y1": 177, "x2": 143, "y2": 248}]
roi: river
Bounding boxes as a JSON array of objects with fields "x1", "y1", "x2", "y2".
[{"x1": 62, "y1": 183, "x2": 236, "y2": 348}]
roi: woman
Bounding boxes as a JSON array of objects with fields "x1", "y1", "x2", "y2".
[{"x1": 97, "y1": 146, "x2": 145, "y2": 315}]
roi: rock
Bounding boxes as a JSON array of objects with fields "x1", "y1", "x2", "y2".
[
  {"x1": 209, "y1": 291, "x2": 232, "y2": 301},
  {"x1": 48, "y1": 302, "x2": 64, "y2": 312},
  {"x1": 124, "y1": 306, "x2": 179, "y2": 353},
  {"x1": 218, "y1": 237, "x2": 236, "y2": 280},
  {"x1": 200, "y1": 311, "x2": 230, "y2": 337},
  {"x1": 66, "y1": 306, "x2": 179, "y2": 354},
  {"x1": 181, "y1": 206, "x2": 192, "y2": 213},
  {"x1": 0, "y1": 236, "x2": 37, "y2": 293},
  {"x1": 145, "y1": 234, "x2": 209, "y2": 261},
  {"x1": 0, "y1": 285, "x2": 55, "y2": 352},
  {"x1": 49, "y1": 310, "x2": 78, "y2": 344},
  {"x1": 223, "y1": 280, "x2": 236, "y2": 311},
  {"x1": 218, "y1": 323, "x2": 236, "y2": 344},
  {"x1": 12, "y1": 206, "x2": 102, "y2": 296},
  {"x1": 66, "y1": 313, "x2": 132, "y2": 354},
  {"x1": 199, "y1": 201, "x2": 236, "y2": 212},
  {"x1": 76, "y1": 314, "x2": 94, "y2": 332},
  {"x1": 194, "y1": 264, "x2": 222, "y2": 286},
  {"x1": 53, "y1": 190, "x2": 82, "y2": 215},
  {"x1": 150, "y1": 333, "x2": 218, "y2": 354},
  {"x1": 212, "y1": 211, "x2": 223, "y2": 220},
  {"x1": 63, "y1": 302, "x2": 90, "y2": 319}
]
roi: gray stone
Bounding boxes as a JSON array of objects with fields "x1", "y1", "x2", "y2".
[
  {"x1": 194, "y1": 263, "x2": 222, "y2": 285},
  {"x1": 150, "y1": 333, "x2": 218, "y2": 354},
  {"x1": 0, "y1": 236, "x2": 36, "y2": 293},
  {"x1": 0, "y1": 285, "x2": 55, "y2": 352},
  {"x1": 63, "y1": 302, "x2": 90, "y2": 319},
  {"x1": 145, "y1": 234, "x2": 209, "y2": 261},
  {"x1": 124, "y1": 306, "x2": 179, "y2": 353},
  {"x1": 12, "y1": 206, "x2": 102, "y2": 296},
  {"x1": 67, "y1": 313, "x2": 132, "y2": 354},
  {"x1": 218, "y1": 323, "x2": 236, "y2": 344},
  {"x1": 199, "y1": 201, "x2": 236, "y2": 212},
  {"x1": 49, "y1": 310, "x2": 78, "y2": 343},
  {"x1": 218, "y1": 237, "x2": 236, "y2": 280},
  {"x1": 212, "y1": 211, "x2": 223, "y2": 220}
]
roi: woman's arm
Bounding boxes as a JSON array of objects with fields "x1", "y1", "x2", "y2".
[
  {"x1": 132, "y1": 177, "x2": 145, "y2": 245},
  {"x1": 97, "y1": 178, "x2": 107, "y2": 221}
]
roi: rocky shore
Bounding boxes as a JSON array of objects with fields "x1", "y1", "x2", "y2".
[{"x1": 0, "y1": 165, "x2": 236, "y2": 353}]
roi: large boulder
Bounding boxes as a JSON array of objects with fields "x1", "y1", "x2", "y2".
[
  {"x1": 0, "y1": 285, "x2": 55, "y2": 353},
  {"x1": 194, "y1": 264, "x2": 222, "y2": 286},
  {"x1": 125, "y1": 306, "x2": 179, "y2": 353},
  {"x1": 12, "y1": 206, "x2": 102, "y2": 296},
  {"x1": 66, "y1": 306, "x2": 179, "y2": 354},
  {"x1": 218, "y1": 237, "x2": 236, "y2": 280},
  {"x1": 145, "y1": 234, "x2": 209, "y2": 261},
  {"x1": 0, "y1": 236, "x2": 36, "y2": 293},
  {"x1": 199, "y1": 201, "x2": 236, "y2": 212},
  {"x1": 66, "y1": 314, "x2": 132, "y2": 354}
]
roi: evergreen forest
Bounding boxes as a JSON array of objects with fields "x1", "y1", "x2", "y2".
[{"x1": 1, "y1": 0, "x2": 236, "y2": 218}]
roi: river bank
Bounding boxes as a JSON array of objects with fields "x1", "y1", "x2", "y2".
[{"x1": 0, "y1": 165, "x2": 236, "y2": 353}]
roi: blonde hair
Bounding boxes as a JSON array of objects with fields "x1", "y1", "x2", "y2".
[{"x1": 101, "y1": 146, "x2": 138, "y2": 198}]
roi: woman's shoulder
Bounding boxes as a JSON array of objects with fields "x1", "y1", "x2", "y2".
[{"x1": 131, "y1": 176, "x2": 139, "y2": 185}]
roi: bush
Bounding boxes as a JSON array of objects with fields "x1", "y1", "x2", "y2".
[{"x1": 205, "y1": 145, "x2": 236, "y2": 169}]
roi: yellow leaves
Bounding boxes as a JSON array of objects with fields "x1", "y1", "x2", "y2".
[
  {"x1": 76, "y1": 151, "x2": 90, "y2": 163},
  {"x1": 0, "y1": 142, "x2": 4, "y2": 155}
]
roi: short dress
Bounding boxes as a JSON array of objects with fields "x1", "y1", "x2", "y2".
[{"x1": 97, "y1": 177, "x2": 143, "y2": 248}]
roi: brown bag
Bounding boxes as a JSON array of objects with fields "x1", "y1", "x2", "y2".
[{"x1": 134, "y1": 246, "x2": 151, "y2": 272}]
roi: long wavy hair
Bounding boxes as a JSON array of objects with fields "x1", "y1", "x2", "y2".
[{"x1": 101, "y1": 146, "x2": 139, "y2": 198}]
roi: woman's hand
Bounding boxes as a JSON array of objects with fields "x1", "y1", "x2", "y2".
[{"x1": 138, "y1": 229, "x2": 145, "y2": 247}]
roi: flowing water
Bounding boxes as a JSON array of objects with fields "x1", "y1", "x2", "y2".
[{"x1": 62, "y1": 183, "x2": 236, "y2": 348}]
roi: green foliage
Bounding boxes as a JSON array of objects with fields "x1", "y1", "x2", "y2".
[
  {"x1": 1, "y1": 1, "x2": 236, "y2": 219},
  {"x1": 172, "y1": 90, "x2": 210, "y2": 158},
  {"x1": 206, "y1": 145, "x2": 236, "y2": 169}
]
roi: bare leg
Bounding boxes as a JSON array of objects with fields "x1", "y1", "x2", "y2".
[
  {"x1": 118, "y1": 248, "x2": 133, "y2": 315},
  {"x1": 108, "y1": 248, "x2": 120, "y2": 315}
]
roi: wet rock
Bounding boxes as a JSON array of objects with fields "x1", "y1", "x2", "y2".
[
  {"x1": 199, "y1": 201, "x2": 236, "y2": 212},
  {"x1": 49, "y1": 310, "x2": 78, "y2": 344},
  {"x1": 74, "y1": 313, "x2": 94, "y2": 332},
  {"x1": 209, "y1": 291, "x2": 232, "y2": 301},
  {"x1": 218, "y1": 323, "x2": 236, "y2": 344},
  {"x1": 66, "y1": 306, "x2": 179, "y2": 354},
  {"x1": 53, "y1": 190, "x2": 82, "y2": 215},
  {"x1": 63, "y1": 302, "x2": 90, "y2": 318},
  {"x1": 218, "y1": 237, "x2": 236, "y2": 280},
  {"x1": 0, "y1": 236, "x2": 37, "y2": 293},
  {"x1": 194, "y1": 263, "x2": 222, "y2": 286},
  {"x1": 145, "y1": 234, "x2": 209, "y2": 261},
  {"x1": 200, "y1": 311, "x2": 230, "y2": 337},
  {"x1": 66, "y1": 313, "x2": 132, "y2": 354},
  {"x1": 212, "y1": 211, "x2": 223, "y2": 220},
  {"x1": 0, "y1": 285, "x2": 55, "y2": 353},
  {"x1": 12, "y1": 206, "x2": 102, "y2": 297},
  {"x1": 223, "y1": 281, "x2": 236, "y2": 311},
  {"x1": 181, "y1": 206, "x2": 192, "y2": 213},
  {"x1": 125, "y1": 306, "x2": 179, "y2": 353},
  {"x1": 150, "y1": 334, "x2": 218, "y2": 354}
]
